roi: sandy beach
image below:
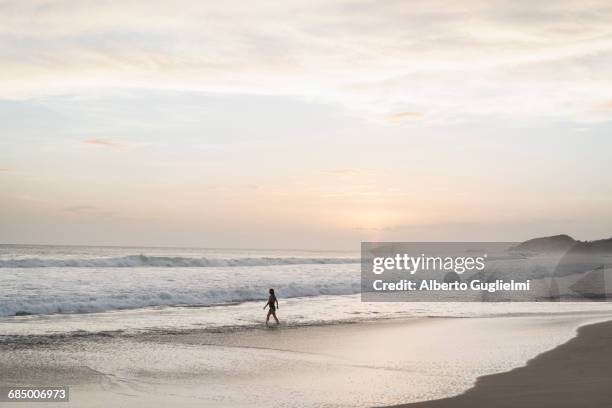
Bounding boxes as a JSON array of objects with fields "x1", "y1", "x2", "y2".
[
  {"x1": 388, "y1": 319, "x2": 612, "y2": 408},
  {"x1": 2, "y1": 312, "x2": 611, "y2": 407},
  {"x1": 4, "y1": 0, "x2": 612, "y2": 406}
]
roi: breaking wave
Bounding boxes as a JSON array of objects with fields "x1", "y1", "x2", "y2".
[{"x1": 0, "y1": 281, "x2": 361, "y2": 317}]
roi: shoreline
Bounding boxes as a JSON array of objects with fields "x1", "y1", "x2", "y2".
[
  {"x1": 5, "y1": 297, "x2": 612, "y2": 338},
  {"x1": 387, "y1": 318, "x2": 612, "y2": 408},
  {"x1": 2, "y1": 314, "x2": 608, "y2": 407}
]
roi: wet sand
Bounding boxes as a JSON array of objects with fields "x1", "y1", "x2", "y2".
[
  {"x1": 388, "y1": 319, "x2": 612, "y2": 408},
  {"x1": 1, "y1": 315, "x2": 609, "y2": 407}
]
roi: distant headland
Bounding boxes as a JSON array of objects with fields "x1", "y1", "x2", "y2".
[{"x1": 511, "y1": 234, "x2": 612, "y2": 254}]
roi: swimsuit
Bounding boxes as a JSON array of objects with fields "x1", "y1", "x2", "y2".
[{"x1": 268, "y1": 296, "x2": 276, "y2": 312}]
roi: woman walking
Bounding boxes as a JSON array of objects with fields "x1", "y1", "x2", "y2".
[{"x1": 264, "y1": 288, "x2": 279, "y2": 326}]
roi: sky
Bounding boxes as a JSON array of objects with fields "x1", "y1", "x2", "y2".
[{"x1": 2, "y1": 0, "x2": 612, "y2": 249}]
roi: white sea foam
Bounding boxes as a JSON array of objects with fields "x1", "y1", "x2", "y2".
[
  {"x1": 2, "y1": 245, "x2": 610, "y2": 323},
  {"x1": 0, "y1": 275, "x2": 361, "y2": 317},
  {"x1": 0, "y1": 246, "x2": 362, "y2": 317}
]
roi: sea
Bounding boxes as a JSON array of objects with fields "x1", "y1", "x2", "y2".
[
  {"x1": 2, "y1": 244, "x2": 612, "y2": 337},
  {"x1": 3, "y1": 244, "x2": 612, "y2": 407}
]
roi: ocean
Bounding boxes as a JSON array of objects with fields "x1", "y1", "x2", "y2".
[
  {"x1": 2, "y1": 244, "x2": 612, "y2": 337},
  {"x1": 3, "y1": 244, "x2": 612, "y2": 407}
]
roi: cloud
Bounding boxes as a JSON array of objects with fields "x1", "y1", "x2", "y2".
[
  {"x1": 595, "y1": 100, "x2": 612, "y2": 111},
  {"x1": 323, "y1": 169, "x2": 360, "y2": 175},
  {"x1": 62, "y1": 205, "x2": 118, "y2": 218},
  {"x1": 62, "y1": 205, "x2": 99, "y2": 213},
  {"x1": 385, "y1": 111, "x2": 424, "y2": 121},
  {"x1": 1, "y1": 0, "x2": 612, "y2": 122},
  {"x1": 82, "y1": 138, "x2": 122, "y2": 148}
]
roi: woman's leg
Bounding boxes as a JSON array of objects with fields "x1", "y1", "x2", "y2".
[
  {"x1": 272, "y1": 311, "x2": 279, "y2": 324},
  {"x1": 266, "y1": 310, "x2": 272, "y2": 325}
]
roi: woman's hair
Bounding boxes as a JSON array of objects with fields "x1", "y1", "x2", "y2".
[{"x1": 269, "y1": 288, "x2": 275, "y2": 295}]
